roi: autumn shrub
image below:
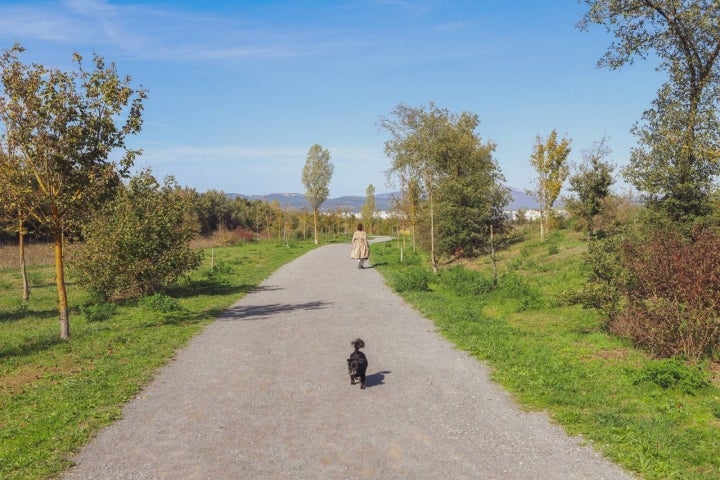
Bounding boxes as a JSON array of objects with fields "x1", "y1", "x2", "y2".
[{"x1": 611, "y1": 227, "x2": 720, "y2": 360}]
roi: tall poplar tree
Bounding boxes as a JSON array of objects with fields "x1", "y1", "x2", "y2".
[
  {"x1": 301, "y1": 144, "x2": 333, "y2": 245},
  {"x1": 0, "y1": 44, "x2": 146, "y2": 339},
  {"x1": 361, "y1": 184, "x2": 376, "y2": 234},
  {"x1": 529, "y1": 129, "x2": 572, "y2": 241}
]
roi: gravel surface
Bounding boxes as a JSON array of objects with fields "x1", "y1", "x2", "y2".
[{"x1": 62, "y1": 240, "x2": 635, "y2": 480}]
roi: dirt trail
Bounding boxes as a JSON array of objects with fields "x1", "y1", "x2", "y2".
[{"x1": 62, "y1": 241, "x2": 634, "y2": 479}]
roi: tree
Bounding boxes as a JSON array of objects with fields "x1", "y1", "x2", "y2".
[
  {"x1": 438, "y1": 144, "x2": 510, "y2": 257},
  {"x1": 565, "y1": 136, "x2": 615, "y2": 240},
  {"x1": 301, "y1": 144, "x2": 333, "y2": 245},
  {"x1": 381, "y1": 103, "x2": 452, "y2": 273},
  {"x1": 361, "y1": 184, "x2": 376, "y2": 233},
  {"x1": 0, "y1": 140, "x2": 35, "y2": 300},
  {"x1": 528, "y1": 129, "x2": 571, "y2": 241},
  {"x1": 0, "y1": 44, "x2": 146, "y2": 339},
  {"x1": 382, "y1": 103, "x2": 508, "y2": 268},
  {"x1": 72, "y1": 170, "x2": 201, "y2": 300},
  {"x1": 434, "y1": 114, "x2": 510, "y2": 258},
  {"x1": 392, "y1": 172, "x2": 422, "y2": 253},
  {"x1": 579, "y1": 0, "x2": 720, "y2": 223}
]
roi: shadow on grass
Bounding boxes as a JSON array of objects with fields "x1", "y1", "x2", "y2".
[
  {"x1": 0, "y1": 332, "x2": 65, "y2": 360},
  {"x1": 220, "y1": 300, "x2": 330, "y2": 321},
  {"x1": 0, "y1": 307, "x2": 58, "y2": 324},
  {"x1": 166, "y1": 281, "x2": 281, "y2": 299}
]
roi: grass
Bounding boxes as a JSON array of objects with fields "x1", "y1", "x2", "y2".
[
  {"x1": 0, "y1": 239, "x2": 317, "y2": 480},
  {"x1": 374, "y1": 228, "x2": 720, "y2": 480}
]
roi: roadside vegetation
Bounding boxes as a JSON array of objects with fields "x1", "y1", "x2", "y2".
[
  {"x1": 0, "y1": 238, "x2": 317, "y2": 480},
  {"x1": 373, "y1": 226, "x2": 720, "y2": 480},
  {"x1": 2, "y1": 3, "x2": 720, "y2": 479}
]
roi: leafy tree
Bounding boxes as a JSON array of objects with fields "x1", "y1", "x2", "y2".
[
  {"x1": 72, "y1": 170, "x2": 202, "y2": 300},
  {"x1": 565, "y1": 136, "x2": 615, "y2": 240},
  {"x1": 528, "y1": 129, "x2": 572, "y2": 241},
  {"x1": 393, "y1": 173, "x2": 422, "y2": 253},
  {"x1": 435, "y1": 114, "x2": 509, "y2": 258},
  {"x1": 0, "y1": 44, "x2": 146, "y2": 339},
  {"x1": 301, "y1": 144, "x2": 333, "y2": 244},
  {"x1": 0, "y1": 140, "x2": 35, "y2": 300},
  {"x1": 579, "y1": 0, "x2": 720, "y2": 224},
  {"x1": 194, "y1": 189, "x2": 235, "y2": 234},
  {"x1": 361, "y1": 184, "x2": 376, "y2": 233},
  {"x1": 381, "y1": 103, "x2": 456, "y2": 272}
]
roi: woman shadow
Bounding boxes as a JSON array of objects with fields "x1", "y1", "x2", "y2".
[{"x1": 364, "y1": 371, "x2": 391, "y2": 388}]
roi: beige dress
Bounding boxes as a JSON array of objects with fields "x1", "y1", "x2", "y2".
[{"x1": 350, "y1": 230, "x2": 370, "y2": 259}]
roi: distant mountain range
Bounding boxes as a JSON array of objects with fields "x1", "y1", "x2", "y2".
[{"x1": 228, "y1": 188, "x2": 540, "y2": 213}]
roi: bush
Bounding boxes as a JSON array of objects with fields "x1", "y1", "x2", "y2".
[
  {"x1": 392, "y1": 267, "x2": 432, "y2": 292},
  {"x1": 634, "y1": 358, "x2": 710, "y2": 394},
  {"x1": 139, "y1": 293, "x2": 183, "y2": 313},
  {"x1": 612, "y1": 227, "x2": 720, "y2": 360},
  {"x1": 80, "y1": 302, "x2": 117, "y2": 322},
  {"x1": 71, "y1": 170, "x2": 203, "y2": 301},
  {"x1": 439, "y1": 266, "x2": 495, "y2": 296},
  {"x1": 495, "y1": 273, "x2": 544, "y2": 311}
]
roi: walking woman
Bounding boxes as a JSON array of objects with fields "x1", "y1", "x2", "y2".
[{"x1": 350, "y1": 223, "x2": 370, "y2": 269}]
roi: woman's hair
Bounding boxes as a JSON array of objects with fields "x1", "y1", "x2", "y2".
[{"x1": 357, "y1": 223, "x2": 364, "y2": 231}]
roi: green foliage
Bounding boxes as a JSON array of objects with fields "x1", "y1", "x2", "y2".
[
  {"x1": 580, "y1": 1, "x2": 720, "y2": 224},
  {"x1": 391, "y1": 266, "x2": 432, "y2": 292},
  {"x1": 71, "y1": 170, "x2": 203, "y2": 301},
  {"x1": 494, "y1": 272, "x2": 544, "y2": 312},
  {"x1": 380, "y1": 102, "x2": 508, "y2": 269},
  {"x1": 565, "y1": 136, "x2": 615, "y2": 239},
  {"x1": 634, "y1": 359, "x2": 710, "y2": 394},
  {"x1": 139, "y1": 293, "x2": 183, "y2": 313},
  {"x1": 80, "y1": 301, "x2": 118, "y2": 322},
  {"x1": 528, "y1": 129, "x2": 572, "y2": 240},
  {"x1": 438, "y1": 266, "x2": 494, "y2": 296},
  {"x1": 579, "y1": 233, "x2": 628, "y2": 322}
]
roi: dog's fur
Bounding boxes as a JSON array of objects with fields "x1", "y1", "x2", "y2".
[{"x1": 347, "y1": 338, "x2": 368, "y2": 389}]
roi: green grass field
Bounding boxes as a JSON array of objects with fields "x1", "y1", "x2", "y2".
[
  {"x1": 0, "y1": 240, "x2": 317, "y2": 480},
  {"x1": 372, "y1": 228, "x2": 720, "y2": 480}
]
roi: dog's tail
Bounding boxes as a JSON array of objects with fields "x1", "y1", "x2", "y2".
[{"x1": 351, "y1": 338, "x2": 365, "y2": 350}]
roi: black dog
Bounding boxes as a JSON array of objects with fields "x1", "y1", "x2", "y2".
[{"x1": 347, "y1": 338, "x2": 368, "y2": 389}]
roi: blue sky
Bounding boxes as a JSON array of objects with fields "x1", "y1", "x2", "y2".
[{"x1": 0, "y1": 0, "x2": 663, "y2": 197}]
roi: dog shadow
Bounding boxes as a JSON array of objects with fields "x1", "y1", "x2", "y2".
[{"x1": 364, "y1": 371, "x2": 391, "y2": 388}]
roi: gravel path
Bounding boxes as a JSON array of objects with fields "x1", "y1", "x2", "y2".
[{"x1": 62, "y1": 240, "x2": 634, "y2": 480}]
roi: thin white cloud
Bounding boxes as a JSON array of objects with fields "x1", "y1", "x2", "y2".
[{"x1": 0, "y1": 0, "x2": 343, "y2": 63}]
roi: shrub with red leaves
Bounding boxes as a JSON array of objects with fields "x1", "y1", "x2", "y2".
[{"x1": 611, "y1": 227, "x2": 720, "y2": 360}]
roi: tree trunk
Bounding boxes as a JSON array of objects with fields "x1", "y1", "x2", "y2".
[
  {"x1": 54, "y1": 229, "x2": 70, "y2": 339},
  {"x1": 313, "y1": 208, "x2": 318, "y2": 245},
  {"x1": 429, "y1": 189, "x2": 438, "y2": 274},
  {"x1": 19, "y1": 220, "x2": 29, "y2": 301},
  {"x1": 490, "y1": 224, "x2": 498, "y2": 288}
]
